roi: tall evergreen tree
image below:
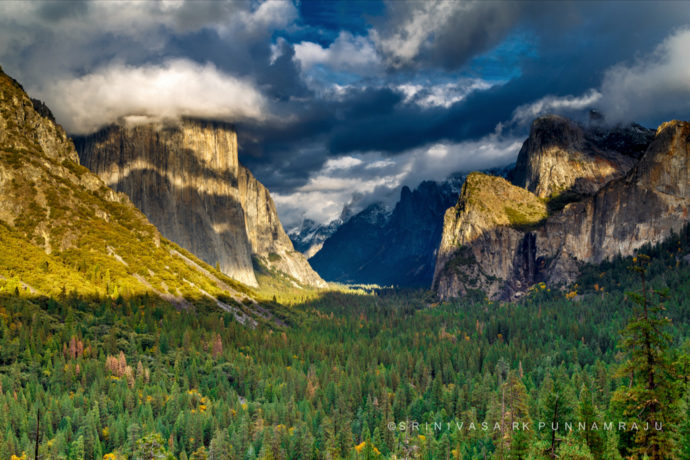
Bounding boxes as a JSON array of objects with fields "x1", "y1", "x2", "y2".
[
  {"x1": 538, "y1": 370, "x2": 574, "y2": 458},
  {"x1": 611, "y1": 255, "x2": 680, "y2": 459},
  {"x1": 577, "y1": 381, "x2": 604, "y2": 458}
]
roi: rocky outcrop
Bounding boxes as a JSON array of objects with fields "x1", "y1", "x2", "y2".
[
  {"x1": 434, "y1": 117, "x2": 690, "y2": 300},
  {"x1": 238, "y1": 165, "x2": 327, "y2": 288},
  {"x1": 510, "y1": 115, "x2": 654, "y2": 199},
  {"x1": 538, "y1": 120, "x2": 690, "y2": 281},
  {"x1": 75, "y1": 120, "x2": 325, "y2": 288},
  {"x1": 433, "y1": 173, "x2": 547, "y2": 299}
]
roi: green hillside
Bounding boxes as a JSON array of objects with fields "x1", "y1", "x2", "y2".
[
  {"x1": 0, "y1": 66, "x2": 297, "y2": 331},
  {"x1": 0, "y1": 220, "x2": 689, "y2": 458}
]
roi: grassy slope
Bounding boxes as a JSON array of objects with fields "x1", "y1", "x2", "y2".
[{"x1": 0, "y1": 66, "x2": 290, "y2": 327}]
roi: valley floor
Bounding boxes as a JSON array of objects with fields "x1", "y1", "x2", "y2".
[{"x1": 1, "y1": 229, "x2": 690, "y2": 459}]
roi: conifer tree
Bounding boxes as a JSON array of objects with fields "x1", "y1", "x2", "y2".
[
  {"x1": 69, "y1": 435, "x2": 85, "y2": 460},
  {"x1": 611, "y1": 255, "x2": 680, "y2": 459},
  {"x1": 133, "y1": 433, "x2": 175, "y2": 459},
  {"x1": 577, "y1": 382, "x2": 604, "y2": 458},
  {"x1": 538, "y1": 370, "x2": 574, "y2": 458},
  {"x1": 677, "y1": 388, "x2": 690, "y2": 460},
  {"x1": 209, "y1": 429, "x2": 232, "y2": 460}
]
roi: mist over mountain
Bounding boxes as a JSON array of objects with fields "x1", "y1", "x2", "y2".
[{"x1": 434, "y1": 114, "x2": 689, "y2": 300}]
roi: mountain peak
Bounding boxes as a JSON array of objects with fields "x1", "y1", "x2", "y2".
[
  {"x1": 510, "y1": 114, "x2": 654, "y2": 199},
  {"x1": 435, "y1": 116, "x2": 690, "y2": 300},
  {"x1": 74, "y1": 118, "x2": 325, "y2": 288}
]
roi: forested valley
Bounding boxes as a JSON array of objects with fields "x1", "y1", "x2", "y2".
[{"x1": 1, "y1": 224, "x2": 689, "y2": 459}]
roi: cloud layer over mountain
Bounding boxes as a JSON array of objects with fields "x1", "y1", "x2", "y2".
[{"x1": 2, "y1": 0, "x2": 690, "y2": 226}]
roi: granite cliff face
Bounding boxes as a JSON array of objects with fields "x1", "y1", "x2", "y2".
[
  {"x1": 75, "y1": 120, "x2": 325, "y2": 288},
  {"x1": 74, "y1": 120, "x2": 257, "y2": 286},
  {"x1": 433, "y1": 173, "x2": 547, "y2": 299},
  {"x1": 434, "y1": 116, "x2": 690, "y2": 300},
  {"x1": 0, "y1": 66, "x2": 271, "y2": 318},
  {"x1": 238, "y1": 165, "x2": 327, "y2": 288},
  {"x1": 509, "y1": 115, "x2": 654, "y2": 199}
]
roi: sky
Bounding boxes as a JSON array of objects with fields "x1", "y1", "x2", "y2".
[{"x1": 2, "y1": 0, "x2": 690, "y2": 229}]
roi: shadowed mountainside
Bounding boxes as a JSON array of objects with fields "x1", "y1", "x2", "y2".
[{"x1": 74, "y1": 120, "x2": 326, "y2": 289}]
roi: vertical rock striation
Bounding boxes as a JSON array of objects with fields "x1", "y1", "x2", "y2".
[
  {"x1": 75, "y1": 120, "x2": 325, "y2": 288},
  {"x1": 434, "y1": 116, "x2": 690, "y2": 300},
  {"x1": 238, "y1": 165, "x2": 327, "y2": 288},
  {"x1": 75, "y1": 120, "x2": 257, "y2": 286}
]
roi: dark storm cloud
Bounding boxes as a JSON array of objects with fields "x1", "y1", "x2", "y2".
[
  {"x1": 238, "y1": 74, "x2": 539, "y2": 193},
  {"x1": 244, "y1": 0, "x2": 690, "y2": 174},
  {"x1": 3, "y1": 0, "x2": 690, "y2": 224},
  {"x1": 36, "y1": 0, "x2": 88, "y2": 21},
  {"x1": 370, "y1": 0, "x2": 524, "y2": 71}
]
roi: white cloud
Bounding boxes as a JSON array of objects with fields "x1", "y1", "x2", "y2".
[
  {"x1": 273, "y1": 134, "x2": 521, "y2": 227},
  {"x1": 323, "y1": 156, "x2": 364, "y2": 171},
  {"x1": 371, "y1": 1, "x2": 458, "y2": 68},
  {"x1": 509, "y1": 28, "x2": 690, "y2": 126},
  {"x1": 398, "y1": 79, "x2": 496, "y2": 109},
  {"x1": 598, "y1": 28, "x2": 690, "y2": 123},
  {"x1": 0, "y1": 0, "x2": 296, "y2": 106},
  {"x1": 426, "y1": 144, "x2": 448, "y2": 159},
  {"x1": 217, "y1": 0, "x2": 296, "y2": 36},
  {"x1": 272, "y1": 172, "x2": 405, "y2": 226},
  {"x1": 370, "y1": 0, "x2": 520, "y2": 70},
  {"x1": 294, "y1": 32, "x2": 383, "y2": 76},
  {"x1": 365, "y1": 159, "x2": 396, "y2": 169},
  {"x1": 34, "y1": 59, "x2": 268, "y2": 134},
  {"x1": 0, "y1": 0, "x2": 294, "y2": 43},
  {"x1": 510, "y1": 90, "x2": 602, "y2": 126}
]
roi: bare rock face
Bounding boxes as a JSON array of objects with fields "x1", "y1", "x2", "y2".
[
  {"x1": 434, "y1": 117, "x2": 690, "y2": 300},
  {"x1": 432, "y1": 173, "x2": 547, "y2": 299},
  {"x1": 75, "y1": 120, "x2": 325, "y2": 288},
  {"x1": 510, "y1": 114, "x2": 654, "y2": 199},
  {"x1": 75, "y1": 120, "x2": 257, "y2": 286},
  {"x1": 540, "y1": 120, "x2": 690, "y2": 270},
  {"x1": 238, "y1": 165, "x2": 327, "y2": 288}
]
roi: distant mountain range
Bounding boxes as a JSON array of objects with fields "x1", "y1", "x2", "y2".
[
  {"x1": 299, "y1": 168, "x2": 509, "y2": 287},
  {"x1": 289, "y1": 214, "x2": 348, "y2": 259}
]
